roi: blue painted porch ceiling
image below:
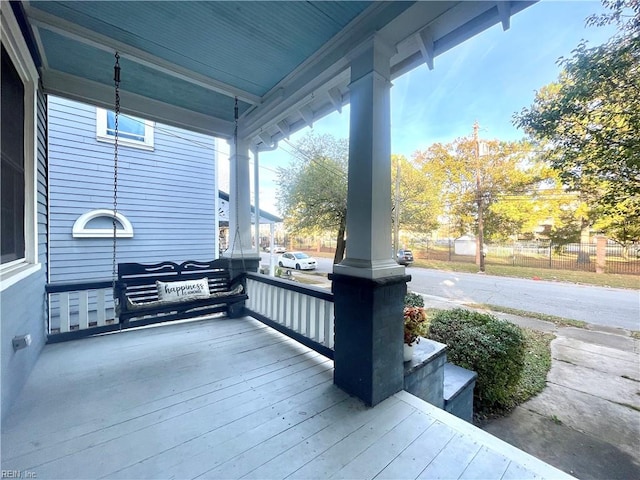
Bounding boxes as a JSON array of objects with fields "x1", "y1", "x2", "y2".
[
  {"x1": 33, "y1": 1, "x2": 372, "y2": 97},
  {"x1": 39, "y1": 29, "x2": 249, "y2": 119}
]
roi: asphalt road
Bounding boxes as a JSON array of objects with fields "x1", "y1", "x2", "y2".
[
  {"x1": 259, "y1": 253, "x2": 640, "y2": 331},
  {"x1": 407, "y1": 267, "x2": 640, "y2": 331}
]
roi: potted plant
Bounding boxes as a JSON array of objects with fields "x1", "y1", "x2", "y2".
[{"x1": 403, "y1": 306, "x2": 429, "y2": 362}]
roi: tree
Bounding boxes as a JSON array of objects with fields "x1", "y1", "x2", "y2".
[
  {"x1": 486, "y1": 167, "x2": 585, "y2": 244},
  {"x1": 276, "y1": 132, "x2": 348, "y2": 264},
  {"x1": 514, "y1": 0, "x2": 640, "y2": 244},
  {"x1": 391, "y1": 154, "x2": 442, "y2": 251},
  {"x1": 413, "y1": 134, "x2": 536, "y2": 258}
]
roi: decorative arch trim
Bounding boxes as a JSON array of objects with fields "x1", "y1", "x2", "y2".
[{"x1": 72, "y1": 209, "x2": 134, "y2": 238}]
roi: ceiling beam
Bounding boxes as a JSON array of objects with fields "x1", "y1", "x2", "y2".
[
  {"x1": 298, "y1": 106, "x2": 315, "y2": 128},
  {"x1": 42, "y1": 69, "x2": 234, "y2": 138},
  {"x1": 276, "y1": 120, "x2": 290, "y2": 139},
  {"x1": 417, "y1": 28, "x2": 435, "y2": 70},
  {"x1": 496, "y1": 2, "x2": 511, "y2": 30},
  {"x1": 26, "y1": 5, "x2": 262, "y2": 105},
  {"x1": 328, "y1": 87, "x2": 343, "y2": 113}
]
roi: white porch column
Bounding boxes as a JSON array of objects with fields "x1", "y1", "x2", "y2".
[
  {"x1": 334, "y1": 34, "x2": 404, "y2": 279},
  {"x1": 330, "y1": 34, "x2": 409, "y2": 407},
  {"x1": 253, "y1": 148, "x2": 260, "y2": 255},
  {"x1": 225, "y1": 136, "x2": 253, "y2": 258}
]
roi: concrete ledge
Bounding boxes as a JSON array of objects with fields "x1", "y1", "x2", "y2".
[
  {"x1": 403, "y1": 339, "x2": 447, "y2": 408},
  {"x1": 444, "y1": 362, "x2": 477, "y2": 423}
]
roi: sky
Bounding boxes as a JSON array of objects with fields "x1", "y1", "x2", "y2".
[{"x1": 220, "y1": 0, "x2": 619, "y2": 217}]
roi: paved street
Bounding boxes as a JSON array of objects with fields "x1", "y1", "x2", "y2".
[
  {"x1": 259, "y1": 252, "x2": 639, "y2": 331},
  {"x1": 406, "y1": 267, "x2": 639, "y2": 331}
]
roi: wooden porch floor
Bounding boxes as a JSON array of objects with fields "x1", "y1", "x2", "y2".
[{"x1": 2, "y1": 316, "x2": 572, "y2": 480}]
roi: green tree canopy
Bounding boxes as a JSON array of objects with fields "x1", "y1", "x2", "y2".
[
  {"x1": 413, "y1": 136, "x2": 537, "y2": 242},
  {"x1": 391, "y1": 154, "x2": 443, "y2": 250},
  {"x1": 514, "y1": 0, "x2": 640, "y2": 243},
  {"x1": 276, "y1": 132, "x2": 348, "y2": 263}
]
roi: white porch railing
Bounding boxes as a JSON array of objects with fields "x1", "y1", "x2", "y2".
[
  {"x1": 245, "y1": 273, "x2": 334, "y2": 358},
  {"x1": 46, "y1": 280, "x2": 119, "y2": 341},
  {"x1": 45, "y1": 273, "x2": 335, "y2": 355}
]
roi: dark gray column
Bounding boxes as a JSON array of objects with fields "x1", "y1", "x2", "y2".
[{"x1": 331, "y1": 272, "x2": 410, "y2": 406}]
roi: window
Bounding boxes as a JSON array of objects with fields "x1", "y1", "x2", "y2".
[
  {"x1": 72, "y1": 209, "x2": 134, "y2": 238},
  {"x1": 1, "y1": 47, "x2": 25, "y2": 264},
  {"x1": 96, "y1": 108, "x2": 154, "y2": 150},
  {"x1": 1, "y1": 6, "x2": 40, "y2": 290}
]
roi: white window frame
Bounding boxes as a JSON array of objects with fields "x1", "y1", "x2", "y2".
[
  {"x1": 96, "y1": 107, "x2": 154, "y2": 150},
  {"x1": 72, "y1": 209, "x2": 134, "y2": 238},
  {"x1": 0, "y1": 3, "x2": 42, "y2": 291}
]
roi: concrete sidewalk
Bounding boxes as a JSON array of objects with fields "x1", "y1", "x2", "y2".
[
  {"x1": 417, "y1": 289, "x2": 640, "y2": 479},
  {"x1": 290, "y1": 271, "x2": 640, "y2": 478},
  {"x1": 479, "y1": 315, "x2": 640, "y2": 480}
]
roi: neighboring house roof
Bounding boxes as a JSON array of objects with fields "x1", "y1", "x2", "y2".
[{"x1": 218, "y1": 190, "x2": 282, "y2": 225}]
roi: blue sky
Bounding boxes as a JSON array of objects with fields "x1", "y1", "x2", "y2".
[{"x1": 240, "y1": 1, "x2": 619, "y2": 215}]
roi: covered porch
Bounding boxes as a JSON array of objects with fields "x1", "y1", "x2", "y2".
[
  {"x1": 2, "y1": 314, "x2": 570, "y2": 479},
  {"x1": 1, "y1": 1, "x2": 576, "y2": 477}
]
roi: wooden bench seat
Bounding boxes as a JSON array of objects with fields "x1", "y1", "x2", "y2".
[{"x1": 115, "y1": 259, "x2": 247, "y2": 327}]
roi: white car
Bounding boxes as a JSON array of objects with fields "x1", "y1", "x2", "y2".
[
  {"x1": 277, "y1": 251, "x2": 317, "y2": 270},
  {"x1": 265, "y1": 244, "x2": 286, "y2": 254}
]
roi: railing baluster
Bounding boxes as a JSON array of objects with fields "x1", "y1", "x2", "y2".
[
  {"x1": 314, "y1": 298, "x2": 321, "y2": 342},
  {"x1": 256, "y1": 280, "x2": 262, "y2": 313},
  {"x1": 252, "y1": 279, "x2": 257, "y2": 310},
  {"x1": 260, "y1": 281, "x2": 264, "y2": 313},
  {"x1": 276, "y1": 286, "x2": 281, "y2": 321},
  {"x1": 96, "y1": 290, "x2": 106, "y2": 326},
  {"x1": 297, "y1": 291, "x2": 303, "y2": 333},
  {"x1": 285, "y1": 290, "x2": 291, "y2": 328},
  {"x1": 291, "y1": 291, "x2": 298, "y2": 332},
  {"x1": 59, "y1": 293, "x2": 70, "y2": 333},
  {"x1": 305, "y1": 295, "x2": 312, "y2": 338},
  {"x1": 324, "y1": 300, "x2": 332, "y2": 348},
  {"x1": 289, "y1": 290, "x2": 294, "y2": 328},
  {"x1": 78, "y1": 290, "x2": 89, "y2": 330},
  {"x1": 264, "y1": 282, "x2": 269, "y2": 315},
  {"x1": 269, "y1": 283, "x2": 274, "y2": 319},
  {"x1": 317, "y1": 300, "x2": 324, "y2": 344}
]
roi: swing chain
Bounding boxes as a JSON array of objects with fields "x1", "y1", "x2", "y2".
[
  {"x1": 112, "y1": 52, "x2": 121, "y2": 293},
  {"x1": 231, "y1": 96, "x2": 246, "y2": 271},
  {"x1": 233, "y1": 96, "x2": 239, "y2": 248}
]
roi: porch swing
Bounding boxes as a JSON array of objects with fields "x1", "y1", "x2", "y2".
[{"x1": 109, "y1": 53, "x2": 247, "y2": 328}]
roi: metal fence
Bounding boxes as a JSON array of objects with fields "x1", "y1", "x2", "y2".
[{"x1": 417, "y1": 241, "x2": 640, "y2": 275}]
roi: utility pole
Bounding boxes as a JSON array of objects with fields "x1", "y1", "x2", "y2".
[{"x1": 474, "y1": 121, "x2": 486, "y2": 273}]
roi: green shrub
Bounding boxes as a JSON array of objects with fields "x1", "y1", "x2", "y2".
[
  {"x1": 404, "y1": 291, "x2": 425, "y2": 308},
  {"x1": 429, "y1": 308, "x2": 526, "y2": 412}
]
